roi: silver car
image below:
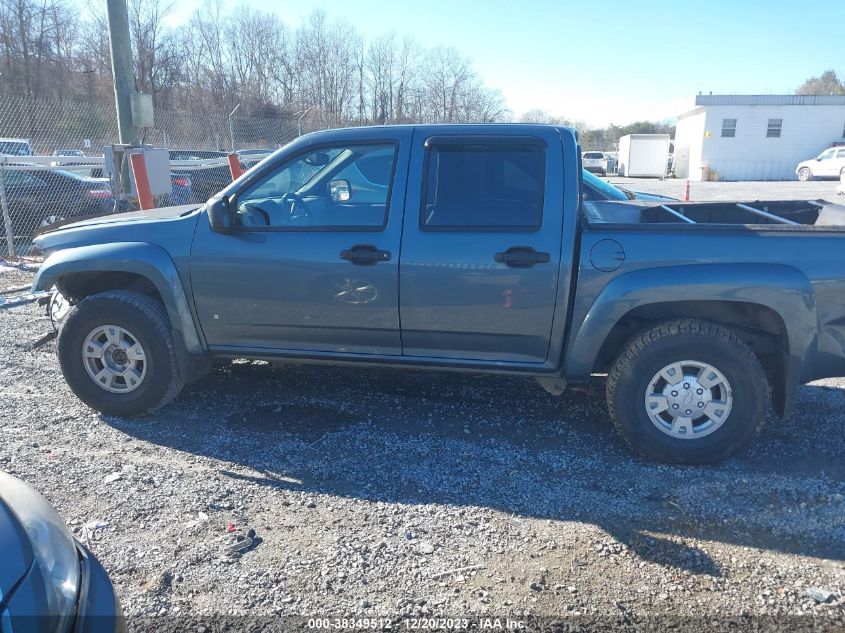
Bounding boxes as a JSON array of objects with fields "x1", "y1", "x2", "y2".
[
  {"x1": 796, "y1": 147, "x2": 845, "y2": 181},
  {"x1": 582, "y1": 151, "x2": 607, "y2": 176}
]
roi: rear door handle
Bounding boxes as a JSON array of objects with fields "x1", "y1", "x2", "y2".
[
  {"x1": 494, "y1": 246, "x2": 551, "y2": 268},
  {"x1": 340, "y1": 244, "x2": 391, "y2": 265}
]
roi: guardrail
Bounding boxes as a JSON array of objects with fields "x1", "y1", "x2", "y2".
[{"x1": 0, "y1": 153, "x2": 272, "y2": 171}]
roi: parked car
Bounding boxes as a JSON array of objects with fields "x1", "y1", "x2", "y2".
[
  {"x1": 582, "y1": 151, "x2": 608, "y2": 175},
  {"x1": 49, "y1": 150, "x2": 104, "y2": 178},
  {"x1": 32, "y1": 124, "x2": 845, "y2": 465},
  {"x1": 52, "y1": 149, "x2": 85, "y2": 158},
  {"x1": 581, "y1": 169, "x2": 676, "y2": 203},
  {"x1": 0, "y1": 169, "x2": 113, "y2": 238},
  {"x1": 0, "y1": 137, "x2": 33, "y2": 157},
  {"x1": 0, "y1": 471, "x2": 124, "y2": 631},
  {"x1": 163, "y1": 173, "x2": 193, "y2": 206},
  {"x1": 169, "y1": 149, "x2": 240, "y2": 203},
  {"x1": 796, "y1": 147, "x2": 845, "y2": 181},
  {"x1": 236, "y1": 148, "x2": 274, "y2": 161}
]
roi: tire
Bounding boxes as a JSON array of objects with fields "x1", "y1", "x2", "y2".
[
  {"x1": 606, "y1": 319, "x2": 769, "y2": 464},
  {"x1": 797, "y1": 167, "x2": 812, "y2": 182},
  {"x1": 58, "y1": 290, "x2": 184, "y2": 417}
]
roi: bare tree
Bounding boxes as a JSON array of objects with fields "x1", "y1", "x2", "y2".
[
  {"x1": 128, "y1": 0, "x2": 179, "y2": 107},
  {"x1": 1, "y1": 0, "x2": 514, "y2": 147},
  {"x1": 0, "y1": 0, "x2": 80, "y2": 99},
  {"x1": 795, "y1": 70, "x2": 845, "y2": 96}
]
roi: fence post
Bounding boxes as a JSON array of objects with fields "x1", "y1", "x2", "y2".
[
  {"x1": 129, "y1": 152, "x2": 154, "y2": 211},
  {"x1": 0, "y1": 160, "x2": 16, "y2": 260},
  {"x1": 227, "y1": 153, "x2": 244, "y2": 181}
]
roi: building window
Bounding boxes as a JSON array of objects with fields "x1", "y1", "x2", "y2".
[
  {"x1": 721, "y1": 118, "x2": 737, "y2": 137},
  {"x1": 766, "y1": 119, "x2": 782, "y2": 138}
]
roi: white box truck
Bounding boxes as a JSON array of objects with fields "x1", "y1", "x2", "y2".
[{"x1": 617, "y1": 134, "x2": 670, "y2": 178}]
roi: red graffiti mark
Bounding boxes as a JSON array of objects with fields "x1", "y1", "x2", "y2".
[{"x1": 502, "y1": 288, "x2": 513, "y2": 308}]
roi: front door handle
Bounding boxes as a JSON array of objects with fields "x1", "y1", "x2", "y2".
[
  {"x1": 494, "y1": 246, "x2": 551, "y2": 268},
  {"x1": 340, "y1": 244, "x2": 391, "y2": 266}
]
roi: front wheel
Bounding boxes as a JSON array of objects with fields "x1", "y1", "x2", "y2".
[
  {"x1": 606, "y1": 319, "x2": 769, "y2": 464},
  {"x1": 797, "y1": 167, "x2": 812, "y2": 182},
  {"x1": 58, "y1": 290, "x2": 184, "y2": 416}
]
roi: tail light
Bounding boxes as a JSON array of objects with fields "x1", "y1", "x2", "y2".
[
  {"x1": 87, "y1": 189, "x2": 112, "y2": 199},
  {"x1": 172, "y1": 176, "x2": 191, "y2": 187}
]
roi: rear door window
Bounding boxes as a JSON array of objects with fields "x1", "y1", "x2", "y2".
[{"x1": 421, "y1": 140, "x2": 545, "y2": 231}]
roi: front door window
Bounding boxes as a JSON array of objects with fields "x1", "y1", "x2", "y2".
[{"x1": 234, "y1": 144, "x2": 397, "y2": 230}]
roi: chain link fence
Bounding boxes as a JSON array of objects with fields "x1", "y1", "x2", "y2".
[{"x1": 0, "y1": 94, "x2": 301, "y2": 257}]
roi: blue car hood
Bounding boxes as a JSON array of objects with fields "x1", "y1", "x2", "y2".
[{"x1": 0, "y1": 498, "x2": 34, "y2": 605}]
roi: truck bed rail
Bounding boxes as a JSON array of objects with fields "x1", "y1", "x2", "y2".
[{"x1": 583, "y1": 199, "x2": 843, "y2": 228}]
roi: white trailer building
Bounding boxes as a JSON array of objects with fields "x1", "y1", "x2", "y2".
[
  {"x1": 674, "y1": 94, "x2": 845, "y2": 181},
  {"x1": 617, "y1": 134, "x2": 670, "y2": 177}
]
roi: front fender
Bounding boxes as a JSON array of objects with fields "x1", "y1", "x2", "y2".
[
  {"x1": 32, "y1": 241, "x2": 204, "y2": 355},
  {"x1": 564, "y1": 263, "x2": 818, "y2": 413}
]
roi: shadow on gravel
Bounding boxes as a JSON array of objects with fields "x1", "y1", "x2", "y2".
[{"x1": 107, "y1": 361, "x2": 845, "y2": 572}]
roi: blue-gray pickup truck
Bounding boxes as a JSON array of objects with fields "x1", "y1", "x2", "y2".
[{"x1": 30, "y1": 124, "x2": 845, "y2": 464}]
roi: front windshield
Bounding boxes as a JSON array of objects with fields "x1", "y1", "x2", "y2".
[{"x1": 582, "y1": 169, "x2": 628, "y2": 201}]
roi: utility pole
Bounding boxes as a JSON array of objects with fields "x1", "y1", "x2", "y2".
[{"x1": 106, "y1": 0, "x2": 139, "y2": 208}]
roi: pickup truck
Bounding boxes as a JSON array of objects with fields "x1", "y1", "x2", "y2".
[{"x1": 30, "y1": 124, "x2": 845, "y2": 464}]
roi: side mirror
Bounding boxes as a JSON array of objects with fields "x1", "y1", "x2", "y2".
[
  {"x1": 817, "y1": 157, "x2": 822, "y2": 161},
  {"x1": 329, "y1": 179, "x2": 351, "y2": 202},
  {"x1": 207, "y1": 196, "x2": 233, "y2": 232}
]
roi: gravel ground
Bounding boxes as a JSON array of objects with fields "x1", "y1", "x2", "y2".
[{"x1": 2, "y1": 227, "x2": 845, "y2": 631}]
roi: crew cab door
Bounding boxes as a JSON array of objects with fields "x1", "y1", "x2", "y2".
[
  {"x1": 189, "y1": 128, "x2": 410, "y2": 354},
  {"x1": 399, "y1": 128, "x2": 566, "y2": 364}
]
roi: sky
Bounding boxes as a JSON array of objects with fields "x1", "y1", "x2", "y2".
[{"x1": 163, "y1": 0, "x2": 845, "y2": 127}]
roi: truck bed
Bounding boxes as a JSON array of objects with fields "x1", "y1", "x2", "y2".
[{"x1": 583, "y1": 199, "x2": 845, "y2": 229}]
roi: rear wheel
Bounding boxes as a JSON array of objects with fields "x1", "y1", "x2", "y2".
[
  {"x1": 798, "y1": 167, "x2": 812, "y2": 181},
  {"x1": 607, "y1": 319, "x2": 769, "y2": 464},
  {"x1": 58, "y1": 290, "x2": 184, "y2": 416}
]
